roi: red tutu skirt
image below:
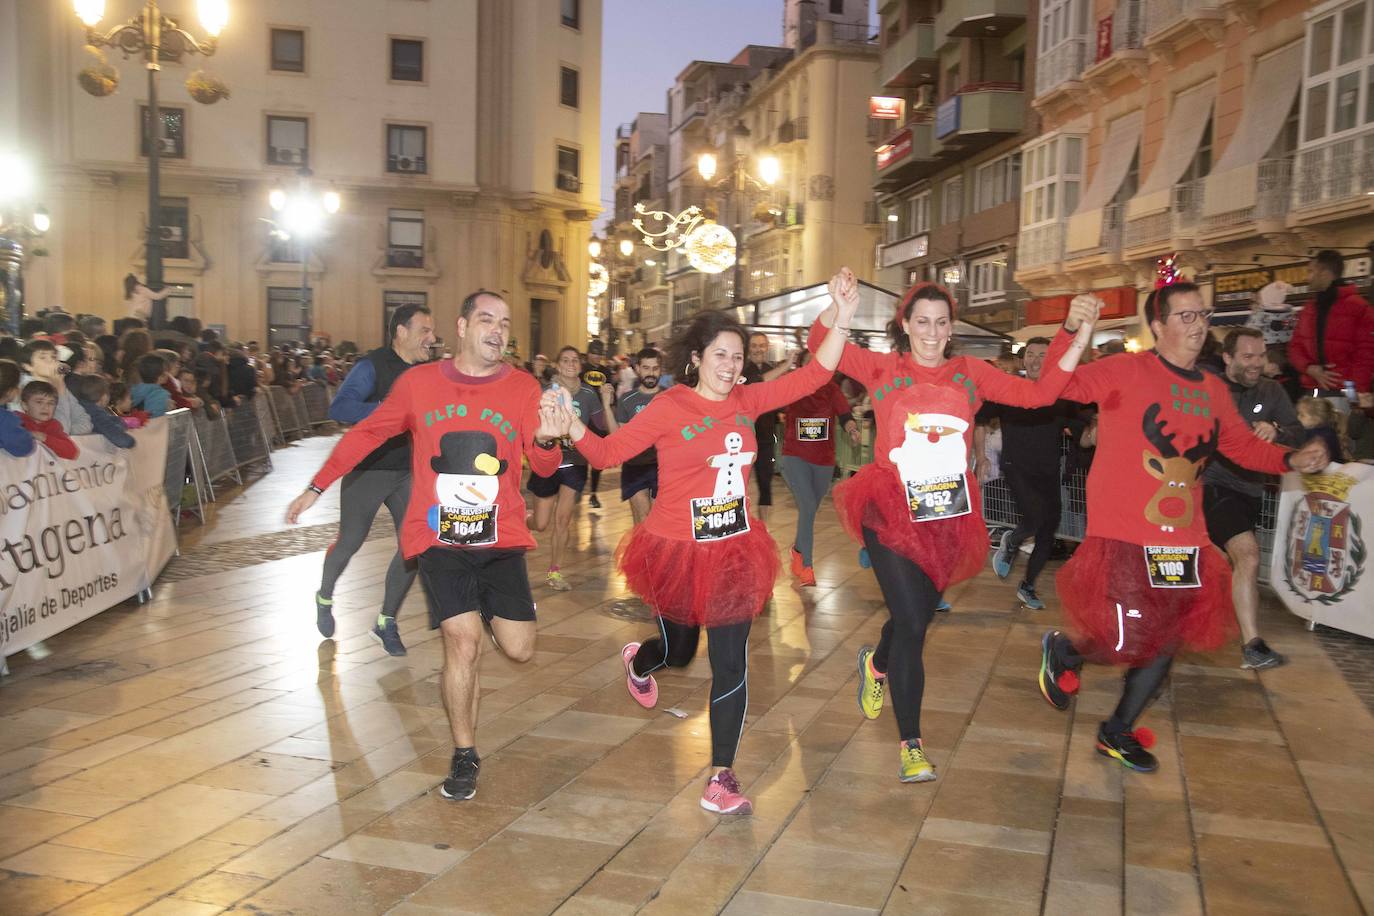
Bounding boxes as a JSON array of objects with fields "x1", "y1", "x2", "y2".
[
  {"x1": 1055, "y1": 537, "x2": 1234, "y2": 666},
  {"x1": 615, "y1": 521, "x2": 781, "y2": 626},
  {"x1": 832, "y1": 465, "x2": 987, "y2": 592}
]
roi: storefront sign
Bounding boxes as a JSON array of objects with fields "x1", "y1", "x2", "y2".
[
  {"x1": 870, "y1": 96, "x2": 904, "y2": 120},
  {"x1": 1212, "y1": 258, "x2": 1373, "y2": 309},
  {"x1": 880, "y1": 234, "x2": 929, "y2": 268},
  {"x1": 876, "y1": 129, "x2": 913, "y2": 170}
]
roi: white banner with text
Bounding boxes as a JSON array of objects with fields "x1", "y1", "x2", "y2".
[{"x1": 0, "y1": 420, "x2": 177, "y2": 657}]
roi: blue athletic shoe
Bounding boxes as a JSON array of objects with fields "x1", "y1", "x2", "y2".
[
  {"x1": 934, "y1": 599, "x2": 951, "y2": 613},
  {"x1": 1017, "y1": 583, "x2": 1045, "y2": 610},
  {"x1": 992, "y1": 529, "x2": 1015, "y2": 579},
  {"x1": 859, "y1": 548, "x2": 871, "y2": 569}
]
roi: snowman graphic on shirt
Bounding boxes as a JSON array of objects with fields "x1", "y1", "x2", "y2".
[
  {"x1": 890, "y1": 412, "x2": 972, "y2": 522},
  {"x1": 426, "y1": 430, "x2": 506, "y2": 546},
  {"x1": 692, "y1": 431, "x2": 754, "y2": 540}
]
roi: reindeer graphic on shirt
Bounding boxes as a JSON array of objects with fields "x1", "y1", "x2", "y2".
[{"x1": 1140, "y1": 403, "x2": 1218, "y2": 533}]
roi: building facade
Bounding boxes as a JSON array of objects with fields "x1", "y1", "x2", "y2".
[
  {"x1": 1014, "y1": 0, "x2": 1373, "y2": 338},
  {"x1": 658, "y1": 1, "x2": 880, "y2": 327},
  {"x1": 871, "y1": 0, "x2": 1037, "y2": 333},
  {"x1": 3, "y1": 0, "x2": 602, "y2": 355},
  {"x1": 609, "y1": 112, "x2": 671, "y2": 349}
]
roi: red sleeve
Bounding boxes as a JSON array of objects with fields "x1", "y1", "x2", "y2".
[
  {"x1": 47, "y1": 429, "x2": 79, "y2": 460},
  {"x1": 1216, "y1": 386, "x2": 1290, "y2": 474},
  {"x1": 738, "y1": 356, "x2": 829, "y2": 416},
  {"x1": 520, "y1": 382, "x2": 560, "y2": 477},
  {"x1": 574, "y1": 393, "x2": 673, "y2": 469},
  {"x1": 807, "y1": 319, "x2": 883, "y2": 382},
  {"x1": 1352, "y1": 301, "x2": 1374, "y2": 393},
  {"x1": 1288, "y1": 304, "x2": 1317, "y2": 388},
  {"x1": 969, "y1": 327, "x2": 1075, "y2": 407},
  {"x1": 1061, "y1": 353, "x2": 1122, "y2": 404},
  {"x1": 311, "y1": 372, "x2": 415, "y2": 490}
]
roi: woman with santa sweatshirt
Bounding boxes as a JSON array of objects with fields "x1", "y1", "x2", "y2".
[
  {"x1": 547, "y1": 271, "x2": 859, "y2": 816},
  {"x1": 809, "y1": 277, "x2": 1099, "y2": 784}
]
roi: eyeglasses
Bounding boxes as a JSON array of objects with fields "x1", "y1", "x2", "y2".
[{"x1": 1169, "y1": 309, "x2": 1215, "y2": 325}]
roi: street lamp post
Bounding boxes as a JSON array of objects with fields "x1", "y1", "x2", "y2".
[
  {"x1": 697, "y1": 122, "x2": 780, "y2": 306},
  {"x1": 74, "y1": 0, "x2": 229, "y2": 329},
  {"x1": 0, "y1": 152, "x2": 52, "y2": 335},
  {"x1": 269, "y1": 169, "x2": 341, "y2": 346}
]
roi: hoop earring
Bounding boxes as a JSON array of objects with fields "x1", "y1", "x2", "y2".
[{"x1": 685, "y1": 360, "x2": 693, "y2": 376}]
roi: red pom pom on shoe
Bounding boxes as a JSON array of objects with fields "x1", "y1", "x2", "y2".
[
  {"x1": 1131, "y1": 727, "x2": 1157, "y2": 749},
  {"x1": 1056, "y1": 669, "x2": 1080, "y2": 694}
]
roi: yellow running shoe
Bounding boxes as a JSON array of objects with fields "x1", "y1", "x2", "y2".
[
  {"x1": 857, "y1": 646, "x2": 885, "y2": 719},
  {"x1": 899, "y1": 739, "x2": 937, "y2": 783}
]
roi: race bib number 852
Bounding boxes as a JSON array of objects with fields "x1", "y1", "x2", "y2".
[
  {"x1": 691, "y1": 496, "x2": 750, "y2": 541},
  {"x1": 1143, "y1": 546, "x2": 1201, "y2": 588},
  {"x1": 904, "y1": 473, "x2": 971, "y2": 523}
]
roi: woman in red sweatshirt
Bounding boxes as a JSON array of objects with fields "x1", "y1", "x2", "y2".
[
  {"x1": 810, "y1": 277, "x2": 1099, "y2": 784},
  {"x1": 547, "y1": 272, "x2": 859, "y2": 816}
]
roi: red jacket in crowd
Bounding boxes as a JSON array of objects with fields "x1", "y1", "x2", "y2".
[
  {"x1": 1287, "y1": 284, "x2": 1374, "y2": 393},
  {"x1": 20, "y1": 414, "x2": 79, "y2": 459}
]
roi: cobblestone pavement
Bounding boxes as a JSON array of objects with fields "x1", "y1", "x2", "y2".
[
  {"x1": 160, "y1": 519, "x2": 396, "y2": 581},
  {"x1": 1315, "y1": 626, "x2": 1374, "y2": 715}
]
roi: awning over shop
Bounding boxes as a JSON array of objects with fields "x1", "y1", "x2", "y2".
[
  {"x1": 1065, "y1": 111, "x2": 1144, "y2": 252},
  {"x1": 1203, "y1": 43, "x2": 1302, "y2": 216},
  {"x1": 1126, "y1": 80, "x2": 1216, "y2": 220},
  {"x1": 728, "y1": 280, "x2": 1011, "y2": 358}
]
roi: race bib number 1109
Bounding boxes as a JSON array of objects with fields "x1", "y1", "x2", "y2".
[{"x1": 1143, "y1": 546, "x2": 1201, "y2": 588}]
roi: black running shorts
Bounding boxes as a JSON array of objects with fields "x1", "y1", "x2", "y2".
[{"x1": 418, "y1": 547, "x2": 537, "y2": 627}]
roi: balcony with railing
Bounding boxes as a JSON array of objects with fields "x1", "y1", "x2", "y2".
[
  {"x1": 777, "y1": 117, "x2": 809, "y2": 145},
  {"x1": 1083, "y1": 0, "x2": 1148, "y2": 86},
  {"x1": 1290, "y1": 128, "x2": 1374, "y2": 222},
  {"x1": 1123, "y1": 179, "x2": 1206, "y2": 252},
  {"x1": 1198, "y1": 158, "x2": 1293, "y2": 241},
  {"x1": 935, "y1": 0, "x2": 1027, "y2": 44},
  {"x1": 935, "y1": 84, "x2": 1025, "y2": 152},
  {"x1": 673, "y1": 99, "x2": 707, "y2": 131},
  {"x1": 1016, "y1": 223, "x2": 1065, "y2": 274},
  {"x1": 1144, "y1": 0, "x2": 1223, "y2": 59},
  {"x1": 873, "y1": 117, "x2": 945, "y2": 190},
  {"x1": 879, "y1": 20, "x2": 937, "y2": 89},
  {"x1": 1035, "y1": 38, "x2": 1089, "y2": 100}
]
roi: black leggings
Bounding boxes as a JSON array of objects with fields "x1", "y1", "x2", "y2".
[
  {"x1": 590, "y1": 468, "x2": 601, "y2": 495},
  {"x1": 1056, "y1": 638, "x2": 1173, "y2": 734},
  {"x1": 633, "y1": 617, "x2": 752, "y2": 767},
  {"x1": 1003, "y1": 464, "x2": 1061, "y2": 589},
  {"x1": 864, "y1": 527, "x2": 941, "y2": 742}
]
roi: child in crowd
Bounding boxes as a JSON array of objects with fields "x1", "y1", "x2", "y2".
[
  {"x1": 67, "y1": 373, "x2": 135, "y2": 449},
  {"x1": 19, "y1": 339, "x2": 93, "y2": 434},
  {"x1": 20, "y1": 380, "x2": 78, "y2": 459},
  {"x1": 0, "y1": 359, "x2": 36, "y2": 457},
  {"x1": 110, "y1": 381, "x2": 147, "y2": 428},
  {"x1": 1296, "y1": 396, "x2": 1348, "y2": 463},
  {"x1": 130, "y1": 353, "x2": 172, "y2": 417}
]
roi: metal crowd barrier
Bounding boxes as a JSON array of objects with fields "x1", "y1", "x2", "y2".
[
  {"x1": 193, "y1": 411, "x2": 243, "y2": 488},
  {"x1": 161, "y1": 408, "x2": 203, "y2": 526},
  {"x1": 270, "y1": 386, "x2": 308, "y2": 440},
  {"x1": 300, "y1": 381, "x2": 332, "y2": 426},
  {"x1": 255, "y1": 390, "x2": 286, "y2": 448},
  {"x1": 226, "y1": 400, "x2": 274, "y2": 472}
]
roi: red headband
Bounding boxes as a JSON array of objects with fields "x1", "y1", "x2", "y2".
[{"x1": 895, "y1": 282, "x2": 957, "y2": 324}]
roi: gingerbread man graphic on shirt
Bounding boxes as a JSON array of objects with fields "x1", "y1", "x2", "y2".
[{"x1": 707, "y1": 431, "x2": 755, "y2": 498}]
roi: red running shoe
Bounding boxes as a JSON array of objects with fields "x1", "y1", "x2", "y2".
[
  {"x1": 700, "y1": 769, "x2": 753, "y2": 815},
  {"x1": 622, "y1": 642, "x2": 658, "y2": 709}
]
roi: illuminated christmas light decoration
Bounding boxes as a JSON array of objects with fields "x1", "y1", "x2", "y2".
[
  {"x1": 588, "y1": 262, "x2": 609, "y2": 298},
  {"x1": 683, "y1": 222, "x2": 737, "y2": 275},
  {"x1": 631, "y1": 201, "x2": 705, "y2": 252}
]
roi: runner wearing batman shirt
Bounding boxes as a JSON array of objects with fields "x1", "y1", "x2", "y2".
[
  {"x1": 287, "y1": 291, "x2": 565, "y2": 803},
  {"x1": 528, "y1": 346, "x2": 603, "y2": 591},
  {"x1": 581, "y1": 356, "x2": 612, "y2": 508}
]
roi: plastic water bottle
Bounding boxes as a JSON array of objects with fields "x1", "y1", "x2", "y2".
[{"x1": 1343, "y1": 380, "x2": 1357, "y2": 403}]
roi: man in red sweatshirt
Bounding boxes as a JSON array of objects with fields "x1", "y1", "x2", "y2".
[
  {"x1": 1287, "y1": 249, "x2": 1374, "y2": 408},
  {"x1": 1036, "y1": 282, "x2": 1329, "y2": 774},
  {"x1": 286, "y1": 291, "x2": 563, "y2": 802},
  {"x1": 20, "y1": 381, "x2": 79, "y2": 459}
]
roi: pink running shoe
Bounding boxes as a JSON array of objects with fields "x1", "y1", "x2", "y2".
[
  {"x1": 622, "y1": 642, "x2": 658, "y2": 709},
  {"x1": 700, "y1": 769, "x2": 753, "y2": 815}
]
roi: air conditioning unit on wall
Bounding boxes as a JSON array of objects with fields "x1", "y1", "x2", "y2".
[
  {"x1": 273, "y1": 147, "x2": 302, "y2": 165},
  {"x1": 159, "y1": 225, "x2": 185, "y2": 242},
  {"x1": 395, "y1": 157, "x2": 420, "y2": 172}
]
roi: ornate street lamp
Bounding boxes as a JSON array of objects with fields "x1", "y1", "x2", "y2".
[
  {"x1": 268, "y1": 169, "x2": 341, "y2": 345},
  {"x1": 0, "y1": 152, "x2": 53, "y2": 335},
  {"x1": 73, "y1": 0, "x2": 230, "y2": 329}
]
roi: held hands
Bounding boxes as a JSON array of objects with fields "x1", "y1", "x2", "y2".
[
  {"x1": 828, "y1": 267, "x2": 861, "y2": 327},
  {"x1": 286, "y1": 489, "x2": 319, "y2": 524},
  {"x1": 538, "y1": 387, "x2": 578, "y2": 441},
  {"x1": 1064, "y1": 294, "x2": 1103, "y2": 339},
  {"x1": 1289, "y1": 438, "x2": 1331, "y2": 474}
]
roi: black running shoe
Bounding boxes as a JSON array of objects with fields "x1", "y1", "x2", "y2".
[
  {"x1": 315, "y1": 592, "x2": 335, "y2": 639},
  {"x1": 440, "y1": 748, "x2": 480, "y2": 800},
  {"x1": 371, "y1": 617, "x2": 407, "y2": 657},
  {"x1": 1095, "y1": 724, "x2": 1158, "y2": 773},
  {"x1": 1037, "y1": 630, "x2": 1079, "y2": 711},
  {"x1": 589, "y1": 494, "x2": 602, "y2": 509}
]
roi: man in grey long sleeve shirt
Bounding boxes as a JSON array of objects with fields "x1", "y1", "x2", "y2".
[
  {"x1": 18, "y1": 340, "x2": 93, "y2": 435},
  {"x1": 313, "y1": 304, "x2": 435, "y2": 656},
  {"x1": 1202, "y1": 327, "x2": 1304, "y2": 670}
]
